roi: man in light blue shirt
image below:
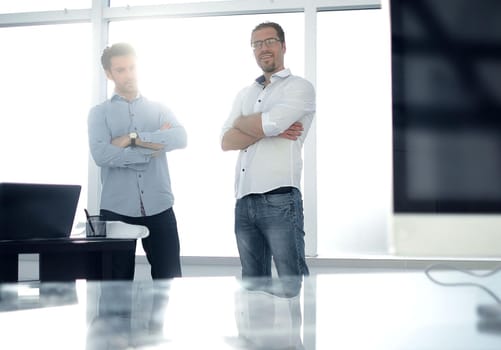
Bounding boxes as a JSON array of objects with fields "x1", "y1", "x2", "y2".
[
  {"x1": 221, "y1": 22, "x2": 316, "y2": 297},
  {"x1": 88, "y1": 43, "x2": 187, "y2": 280}
]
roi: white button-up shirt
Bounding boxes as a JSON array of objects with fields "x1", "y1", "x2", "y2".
[{"x1": 222, "y1": 69, "x2": 316, "y2": 199}]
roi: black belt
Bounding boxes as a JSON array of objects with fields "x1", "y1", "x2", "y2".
[{"x1": 264, "y1": 186, "x2": 294, "y2": 195}]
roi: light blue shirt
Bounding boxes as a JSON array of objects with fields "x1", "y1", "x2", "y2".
[{"x1": 88, "y1": 94, "x2": 187, "y2": 217}]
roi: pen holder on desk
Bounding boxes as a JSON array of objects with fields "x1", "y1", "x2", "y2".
[{"x1": 86, "y1": 215, "x2": 107, "y2": 237}]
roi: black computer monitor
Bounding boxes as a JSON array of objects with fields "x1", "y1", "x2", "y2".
[{"x1": 391, "y1": 0, "x2": 501, "y2": 213}]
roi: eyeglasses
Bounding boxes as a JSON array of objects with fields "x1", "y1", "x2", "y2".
[{"x1": 251, "y1": 37, "x2": 282, "y2": 50}]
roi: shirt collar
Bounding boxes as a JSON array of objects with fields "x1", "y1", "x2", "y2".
[
  {"x1": 111, "y1": 92, "x2": 142, "y2": 102},
  {"x1": 255, "y1": 68, "x2": 291, "y2": 86}
]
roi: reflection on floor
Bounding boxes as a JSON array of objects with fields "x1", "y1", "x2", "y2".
[{"x1": 3, "y1": 265, "x2": 501, "y2": 349}]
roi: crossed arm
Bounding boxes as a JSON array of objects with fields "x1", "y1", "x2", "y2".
[
  {"x1": 221, "y1": 112, "x2": 303, "y2": 151},
  {"x1": 111, "y1": 122, "x2": 171, "y2": 150}
]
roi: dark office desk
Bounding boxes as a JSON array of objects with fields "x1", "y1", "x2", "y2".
[{"x1": 0, "y1": 237, "x2": 136, "y2": 282}]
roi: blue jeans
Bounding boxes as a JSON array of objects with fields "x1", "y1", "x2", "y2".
[{"x1": 235, "y1": 188, "x2": 309, "y2": 297}]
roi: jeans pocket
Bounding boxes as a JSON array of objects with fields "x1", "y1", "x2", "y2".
[{"x1": 263, "y1": 193, "x2": 292, "y2": 207}]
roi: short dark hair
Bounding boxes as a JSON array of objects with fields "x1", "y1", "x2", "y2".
[
  {"x1": 251, "y1": 22, "x2": 285, "y2": 43},
  {"x1": 101, "y1": 43, "x2": 136, "y2": 71}
]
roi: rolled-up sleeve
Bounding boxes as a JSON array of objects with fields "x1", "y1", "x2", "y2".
[{"x1": 261, "y1": 78, "x2": 316, "y2": 137}]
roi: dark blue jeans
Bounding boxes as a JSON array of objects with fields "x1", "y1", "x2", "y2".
[
  {"x1": 235, "y1": 188, "x2": 309, "y2": 297},
  {"x1": 100, "y1": 207, "x2": 181, "y2": 280}
]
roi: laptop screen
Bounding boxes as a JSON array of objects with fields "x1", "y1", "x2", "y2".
[{"x1": 0, "y1": 183, "x2": 81, "y2": 240}]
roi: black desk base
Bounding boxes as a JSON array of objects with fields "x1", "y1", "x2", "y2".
[{"x1": 0, "y1": 237, "x2": 136, "y2": 282}]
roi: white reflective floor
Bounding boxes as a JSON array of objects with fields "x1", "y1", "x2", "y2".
[{"x1": 1, "y1": 269, "x2": 501, "y2": 349}]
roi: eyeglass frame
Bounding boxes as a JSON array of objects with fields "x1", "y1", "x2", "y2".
[{"x1": 251, "y1": 37, "x2": 282, "y2": 50}]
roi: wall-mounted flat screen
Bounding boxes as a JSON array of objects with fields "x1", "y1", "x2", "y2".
[{"x1": 391, "y1": 0, "x2": 501, "y2": 213}]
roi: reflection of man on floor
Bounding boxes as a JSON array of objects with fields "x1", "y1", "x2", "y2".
[
  {"x1": 87, "y1": 281, "x2": 170, "y2": 349},
  {"x1": 234, "y1": 287, "x2": 304, "y2": 349}
]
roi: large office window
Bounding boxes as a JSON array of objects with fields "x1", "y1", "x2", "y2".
[
  {"x1": 316, "y1": 7, "x2": 392, "y2": 256},
  {"x1": 108, "y1": 13, "x2": 304, "y2": 256},
  {"x1": 0, "y1": 23, "x2": 92, "y2": 230}
]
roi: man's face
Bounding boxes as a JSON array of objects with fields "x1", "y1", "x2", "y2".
[
  {"x1": 251, "y1": 27, "x2": 286, "y2": 75},
  {"x1": 105, "y1": 54, "x2": 138, "y2": 97}
]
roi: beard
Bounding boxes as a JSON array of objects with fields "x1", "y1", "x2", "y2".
[
  {"x1": 257, "y1": 55, "x2": 277, "y2": 73},
  {"x1": 260, "y1": 62, "x2": 277, "y2": 73},
  {"x1": 121, "y1": 81, "x2": 138, "y2": 93},
  {"x1": 257, "y1": 50, "x2": 284, "y2": 74}
]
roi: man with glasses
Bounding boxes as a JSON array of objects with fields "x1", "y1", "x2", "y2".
[
  {"x1": 221, "y1": 22, "x2": 316, "y2": 297},
  {"x1": 88, "y1": 43, "x2": 187, "y2": 280}
]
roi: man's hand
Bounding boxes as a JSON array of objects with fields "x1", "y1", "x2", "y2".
[
  {"x1": 160, "y1": 122, "x2": 171, "y2": 130},
  {"x1": 278, "y1": 122, "x2": 303, "y2": 141},
  {"x1": 112, "y1": 135, "x2": 131, "y2": 148}
]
